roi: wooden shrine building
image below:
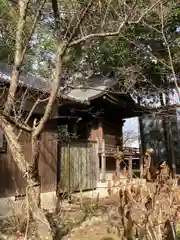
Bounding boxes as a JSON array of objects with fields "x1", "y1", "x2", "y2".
[
  {"x1": 56, "y1": 74, "x2": 143, "y2": 186},
  {"x1": 0, "y1": 66, "x2": 143, "y2": 197}
]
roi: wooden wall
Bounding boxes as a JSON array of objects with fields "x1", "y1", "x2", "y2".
[
  {"x1": 39, "y1": 130, "x2": 57, "y2": 193},
  {"x1": 103, "y1": 121, "x2": 122, "y2": 146},
  {"x1": 0, "y1": 130, "x2": 30, "y2": 197},
  {"x1": 0, "y1": 125, "x2": 58, "y2": 198},
  {"x1": 89, "y1": 119, "x2": 123, "y2": 148}
]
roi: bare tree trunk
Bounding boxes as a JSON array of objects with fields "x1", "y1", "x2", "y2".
[
  {"x1": 0, "y1": 115, "x2": 28, "y2": 174},
  {"x1": 28, "y1": 134, "x2": 41, "y2": 207},
  {"x1": 4, "y1": 0, "x2": 29, "y2": 115},
  {"x1": 0, "y1": 115, "x2": 52, "y2": 239}
]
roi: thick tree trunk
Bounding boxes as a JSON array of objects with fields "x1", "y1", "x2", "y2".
[
  {"x1": 0, "y1": 115, "x2": 52, "y2": 239},
  {"x1": 0, "y1": 115, "x2": 28, "y2": 174},
  {"x1": 28, "y1": 135, "x2": 41, "y2": 207}
]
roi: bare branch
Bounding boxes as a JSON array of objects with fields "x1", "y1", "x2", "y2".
[
  {"x1": 17, "y1": 96, "x2": 50, "y2": 139},
  {"x1": 135, "y1": 0, "x2": 163, "y2": 23},
  {"x1": 51, "y1": 0, "x2": 60, "y2": 37},
  {"x1": 61, "y1": 0, "x2": 95, "y2": 56},
  {"x1": 33, "y1": 1, "x2": 95, "y2": 137},
  {"x1": 69, "y1": 0, "x2": 164, "y2": 47},
  {"x1": 21, "y1": 0, "x2": 46, "y2": 62},
  {"x1": 120, "y1": 34, "x2": 170, "y2": 69},
  {"x1": 160, "y1": 3, "x2": 180, "y2": 101},
  {"x1": 69, "y1": 1, "x2": 137, "y2": 47},
  {"x1": 0, "y1": 110, "x2": 32, "y2": 132},
  {"x1": 4, "y1": 0, "x2": 30, "y2": 115}
]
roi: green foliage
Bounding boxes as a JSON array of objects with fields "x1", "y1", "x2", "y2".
[
  {"x1": 0, "y1": 0, "x2": 179, "y2": 102},
  {"x1": 0, "y1": 0, "x2": 17, "y2": 62}
]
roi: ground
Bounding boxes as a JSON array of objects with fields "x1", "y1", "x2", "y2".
[
  {"x1": 0, "y1": 181, "x2": 180, "y2": 239},
  {"x1": 0, "y1": 195, "x2": 129, "y2": 239}
]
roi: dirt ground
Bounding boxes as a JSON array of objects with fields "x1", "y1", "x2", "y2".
[
  {"x1": 52, "y1": 196, "x2": 123, "y2": 240},
  {"x1": 63, "y1": 222, "x2": 120, "y2": 240},
  {"x1": 0, "y1": 195, "x2": 123, "y2": 239},
  {"x1": 0, "y1": 182, "x2": 180, "y2": 240}
]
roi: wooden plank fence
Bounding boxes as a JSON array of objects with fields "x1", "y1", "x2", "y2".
[{"x1": 58, "y1": 141, "x2": 98, "y2": 193}]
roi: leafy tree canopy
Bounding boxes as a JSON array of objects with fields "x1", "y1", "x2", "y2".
[{"x1": 0, "y1": 0, "x2": 180, "y2": 105}]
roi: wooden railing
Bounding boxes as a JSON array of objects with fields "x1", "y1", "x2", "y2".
[
  {"x1": 98, "y1": 143, "x2": 140, "y2": 156},
  {"x1": 98, "y1": 140, "x2": 141, "y2": 181},
  {"x1": 123, "y1": 147, "x2": 140, "y2": 154}
]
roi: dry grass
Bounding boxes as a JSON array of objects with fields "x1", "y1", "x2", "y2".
[
  {"x1": 59, "y1": 179, "x2": 180, "y2": 240},
  {"x1": 1, "y1": 178, "x2": 180, "y2": 240},
  {"x1": 106, "y1": 179, "x2": 180, "y2": 240},
  {"x1": 2, "y1": 198, "x2": 27, "y2": 233}
]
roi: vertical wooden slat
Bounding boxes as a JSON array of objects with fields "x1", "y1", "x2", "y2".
[
  {"x1": 39, "y1": 130, "x2": 57, "y2": 192},
  {"x1": 58, "y1": 141, "x2": 97, "y2": 193}
]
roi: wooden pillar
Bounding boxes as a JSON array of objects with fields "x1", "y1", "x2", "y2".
[
  {"x1": 139, "y1": 117, "x2": 145, "y2": 178},
  {"x1": 119, "y1": 120, "x2": 126, "y2": 149},
  {"x1": 101, "y1": 139, "x2": 106, "y2": 182},
  {"x1": 98, "y1": 120, "x2": 103, "y2": 147},
  {"x1": 168, "y1": 121, "x2": 176, "y2": 177},
  {"x1": 165, "y1": 94, "x2": 176, "y2": 177},
  {"x1": 96, "y1": 138, "x2": 100, "y2": 182},
  {"x1": 160, "y1": 93, "x2": 171, "y2": 171},
  {"x1": 138, "y1": 97, "x2": 145, "y2": 178},
  {"x1": 128, "y1": 154, "x2": 133, "y2": 179}
]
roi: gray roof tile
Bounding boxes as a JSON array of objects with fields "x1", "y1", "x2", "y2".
[{"x1": 0, "y1": 63, "x2": 114, "y2": 104}]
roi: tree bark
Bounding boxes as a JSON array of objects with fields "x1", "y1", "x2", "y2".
[
  {"x1": 4, "y1": 0, "x2": 29, "y2": 115},
  {"x1": 0, "y1": 115, "x2": 52, "y2": 239},
  {"x1": 28, "y1": 134, "x2": 41, "y2": 207},
  {"x1": 0, "y1": 115, "x2": 28, "y2": 174}
]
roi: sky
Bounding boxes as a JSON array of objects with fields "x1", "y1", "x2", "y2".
[{"x1": 123, "y1": 117, "x2": 139, "y2": 148}]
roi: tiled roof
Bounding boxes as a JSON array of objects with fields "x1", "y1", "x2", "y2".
[
  {"x1": 63, "y1": 74, "x2": 115, "y2": 103},
  {"x1": 0, "y1": 63, "x2": 115, "y2": 104}
]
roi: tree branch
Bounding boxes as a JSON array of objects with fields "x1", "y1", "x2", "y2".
[
  {"x1": 61, "y1": 0, "x2": 95, "y2": 57},
  {"x1": 21, "y1": 0, "x2": 46, "y2": 62},
  {"x1": 17, "y1": 96, "x2": 49, "y2": 139},
  {"x1": 69, "y1": 0, "x2": 163, "y2": 47},
  {"x1": 33, "y1": 0, "x2": 95, "y2": 137},
  {"x1": 0, "y1": 110, "x2": 32, "y2": 132},
  {"x1": 120, "y1": 34, "x2": 170, "y2": 69},
  {"x1": 69, "y1": 0, "x2": 137, "y2": 47},
  {"x1": 4, "y1": 0, "x2": 30, "y2": 115},
  {"x1": 51, "y1": 0, "x2": 60, "y2": 37},
  {"x1": 135, "y1": 0, "x2": 163, "y2": 23},
  {"x1": 160, "y1": 3, "x2": 180, "y2": 101},
  {"x1": 0, "y1": 114, "x2": 28, "y2": 174}
]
